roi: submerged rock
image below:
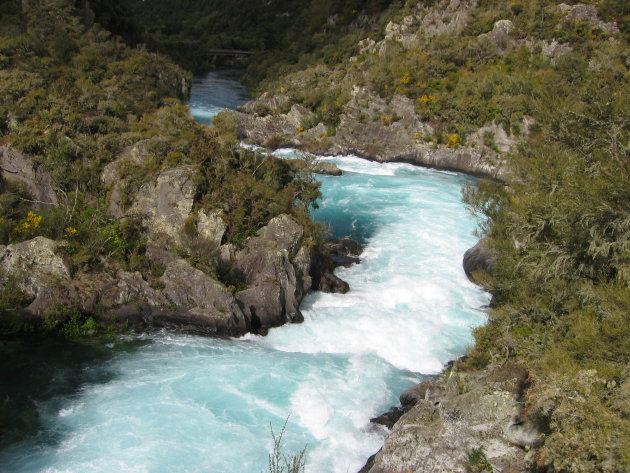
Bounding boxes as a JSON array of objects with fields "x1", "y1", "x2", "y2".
[{"x1": 323, "y1": 237, "x2": 363, "y2": 267}]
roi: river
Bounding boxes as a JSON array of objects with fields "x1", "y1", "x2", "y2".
[{"x1": 0, "y1": 71, "x2": 489, "y2": 473}]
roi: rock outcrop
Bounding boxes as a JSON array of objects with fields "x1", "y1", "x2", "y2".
[
  {"x1": 0, "y1": 217, "x2": 323, "y2": 336},
  {"x1": 128, "y1": 165, "x2": 196, "y2": 245},
  {"x1": 308, "y1": 237, "x2": 364, "y2": 294},
  {"x1": 0, "y1": 146, "x2": 58, "y2": 207},
  {"x1": 0, "y1": 237, "x2": 70, "y2": 297},
  {"x1": 463, "y1": 238, "x2": 498, "y2": 285},
  {"x1": 323, "y1": 237, "x2": 363, "y2": 267},
  {"x1": 557, "y1": 3, "x2": 619, "y2": 36},
  {"x1": 362, "y1": 361, "x2": 539, "y2": 473},
  {"x1": 230, "y1": 86, "x2": 507, "y2": 180},
  {"x1": 0, "y1": 200, "x2": 349, "y2": 336},
  {"x1": 96, "y1": 141, "x2": 356, "y2": 335},
  {"x1": 0, "y1": 132, "x2": 354, "y2": 337},
  {"x1": 232, "y1": 214, "x2": 311, "y2": 333}
]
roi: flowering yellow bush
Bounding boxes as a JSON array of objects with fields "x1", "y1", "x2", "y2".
[
  {"x1": 418, "y1": 95, "x2": 436, "y2": 104},
  {"x1": 15, "y1": 211, "x2": 43, "y2": 234},
  {"x1": 400, "y1": 73, "x2": 411, "y2": 84},
  {"x1": 64, "y1": 227, "x2": 79, "y2": 238},
  {"x1": 446, "y1": 134, "x2": 461, "y2": 148}
]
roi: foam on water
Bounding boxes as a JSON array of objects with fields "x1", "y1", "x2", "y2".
[
  {"x1": 248, "y1": 155, "x2": 489, "y2": 375},
  {"x1": 0, "y1": 73, "x2": 489, "y2": 473}
]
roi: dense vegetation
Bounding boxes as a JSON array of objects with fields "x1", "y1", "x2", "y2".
[
  {"x1": 462, "y1": 51, "x2": 630, "y2": 473},
  {"x1": 0, "y1": 0, "x2": 321, "y2": 316},
  {"x1": 123, "y1": 0, "x2": 397, "y2": 76}
]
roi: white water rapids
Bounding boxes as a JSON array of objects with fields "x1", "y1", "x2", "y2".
[{"x1": 0, "y1": 72, "x2": 489, "y2": 473}]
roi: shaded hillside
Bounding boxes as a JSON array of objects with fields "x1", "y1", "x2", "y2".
[{"x1": 125, "y1": 0, "x2": 397, "y2": 73}]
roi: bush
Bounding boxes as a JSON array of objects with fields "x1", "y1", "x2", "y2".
[{"x1": 263, "y1": 418, "x2": 306, "y2": 473}]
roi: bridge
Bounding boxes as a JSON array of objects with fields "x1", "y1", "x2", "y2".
[{"x1": 204, "y1": 49, "x2": 255, "y2": 58}]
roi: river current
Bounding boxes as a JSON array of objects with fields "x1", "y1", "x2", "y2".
[{"x1": 0, "y1": 71, "x2": 489, "y2": 473}]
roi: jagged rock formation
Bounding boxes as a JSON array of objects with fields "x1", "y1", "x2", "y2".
[
  {"x1": 231, "y1": 87, "x2": 508, "y2": 180},
  {"x1": 463, "y1": 238, "x2": 498, "y2": 285},
  {"x1": 0, "y1": 139, "x2": 353, "y2": 336},
  {"x1": 0, "y1": 214, "x2": 347, "y2": 336},
  {"x1": 362, "y1": 361, "x2": 540, "y2": 473}
]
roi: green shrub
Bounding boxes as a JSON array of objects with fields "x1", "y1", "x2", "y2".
[{"x1": 467, "y1": 447, "x2": 492, "y2": 472}]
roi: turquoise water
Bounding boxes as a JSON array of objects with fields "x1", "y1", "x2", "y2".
[
  {"x1": 0, "y1": 73, "x2": 489, "y2": 473},
  {"x1": 188, "y1": 70, "x2": 249, "y2": 124}
]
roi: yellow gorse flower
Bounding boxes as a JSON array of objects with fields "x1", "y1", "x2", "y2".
[
  {"x1": 26, "y1": 211, "x2": 42, "y2": 227},
  {"x1": 446, "y1": 134, "x2": 461, "y2": 148},
  {"x1": 64, "y1": 227, "x2": 78, "y2": 237},
  {"x1": 15, "y1": 211, "x2": 43, "y2": 233},
  {"x1": 418, "y1": 95, "x2": 436, "y2": 104}
]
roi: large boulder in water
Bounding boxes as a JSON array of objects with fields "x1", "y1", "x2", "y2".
[
  {"x1": 307, "y1": 237, "x2": 362, "y2": 294},
  {"x1": 232, "y1": 214, "x2": 310, "y2": 334}
]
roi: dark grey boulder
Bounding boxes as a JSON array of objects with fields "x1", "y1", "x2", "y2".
[
  {"x1": 232, "y1": 214, "x2": 309, "y2": 334},
  {"x1": 463, "y1": 238, "x2": 497, "y2": 283}
]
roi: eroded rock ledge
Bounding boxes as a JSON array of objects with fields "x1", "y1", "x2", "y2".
[
  {"x1": 229, "y1": 89, "x2": 509, "y2": 181},
  {"x1": 362, "y1": 361, "x2": 540, "y2": 473}
]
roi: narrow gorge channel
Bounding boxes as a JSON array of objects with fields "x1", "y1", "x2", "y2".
[{"x1": 0, "y1": 71, "x2": 490, "y2": 473}]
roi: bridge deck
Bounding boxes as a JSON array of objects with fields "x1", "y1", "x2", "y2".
[{"x1": 205, "y1": 49, "x2": 254, "y2": 56}]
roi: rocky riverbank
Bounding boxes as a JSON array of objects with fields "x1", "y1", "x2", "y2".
[
  {"x1": 0, "y1": 144, "x2": 353, "y2": 337},
  {"x1": 228, "y1": 90, "x2": 511, "y2": 180},
  {"x1": 357, "y1": 238, "x2": 538, "y2": 473},
  {"x1": 360, "y1": 359, "x2": 539, "y2": 473}
]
